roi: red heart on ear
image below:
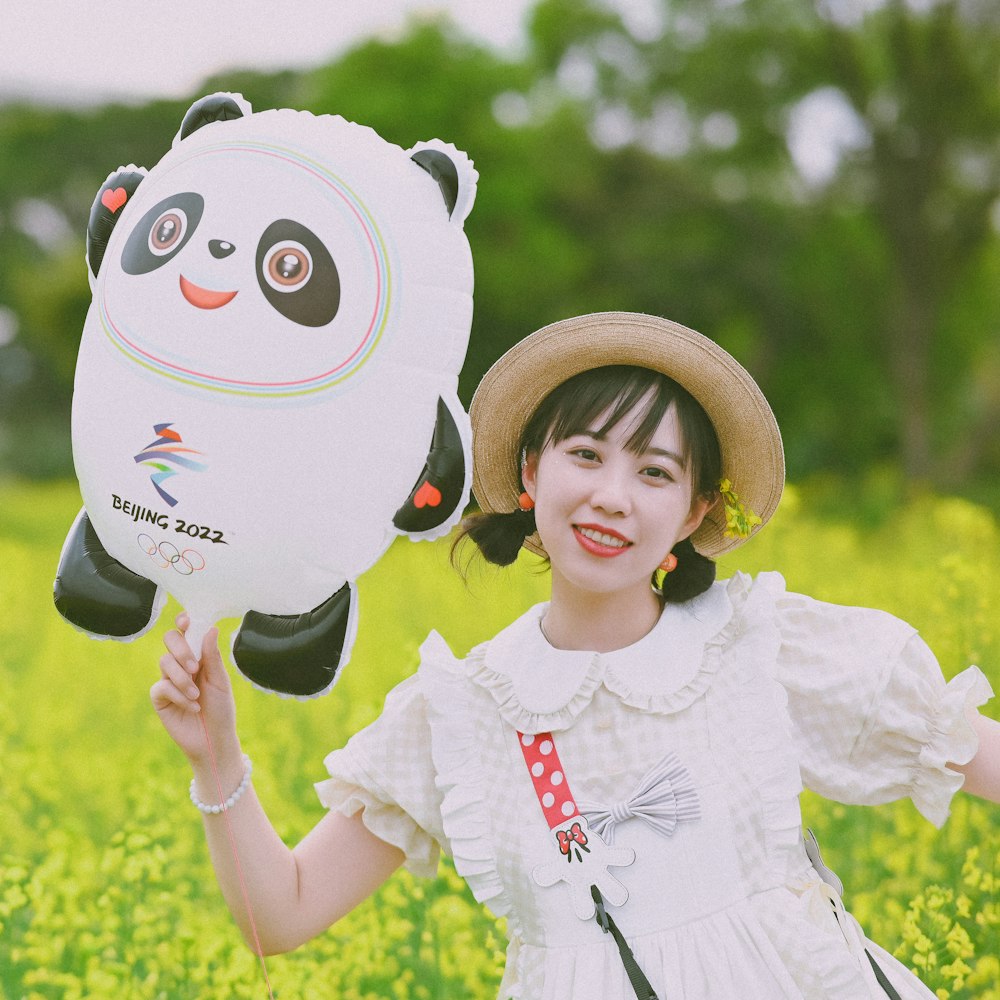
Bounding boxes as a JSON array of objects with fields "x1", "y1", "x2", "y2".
[
  {"x1": 413, "y1": 481, "x2": 442, "y2": 509},
  {"x1": 101, "y1": 187, "x2": 128, "y2": 213}
]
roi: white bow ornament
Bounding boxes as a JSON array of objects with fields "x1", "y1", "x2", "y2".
[{"x1": 578, "y1": 751, "x2": 700, "y2": 844}]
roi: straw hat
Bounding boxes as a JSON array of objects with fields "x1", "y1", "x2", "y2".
[{"x1": 470, "y1": 311, "x2": 784, "y2": 558}]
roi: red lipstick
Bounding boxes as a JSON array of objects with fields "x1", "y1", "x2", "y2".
[{"x1": 573, "y1": 523, "x2": 632, "y2": 558}]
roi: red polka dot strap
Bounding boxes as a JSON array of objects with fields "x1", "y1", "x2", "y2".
[{"x1": 516, "y1": 731, "x2": 579, "y2": 829}]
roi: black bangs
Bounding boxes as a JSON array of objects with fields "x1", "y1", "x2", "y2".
[
  {"x1": 521, "y1": 365, "x2": 722, "y2": 498},
  {"x1": 544, "y1": 368, "x2": 675, "y2": 457}
]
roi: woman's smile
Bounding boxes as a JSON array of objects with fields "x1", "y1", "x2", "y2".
[{"x1": 573, "y1": 523, "x2": 633, "y2": 556}]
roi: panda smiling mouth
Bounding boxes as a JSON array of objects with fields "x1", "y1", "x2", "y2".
[{"x1": 179, "y1": 274, "x2": 238, "y2": 310}]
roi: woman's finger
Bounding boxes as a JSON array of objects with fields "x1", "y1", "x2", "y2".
[
  {"x1": 164, "y1": 628, "x2": 199, "y2": 674},
  {"x1": 159, "y1": 651, "x2": 201, "y2": 700},
  {"x1": 199, "y1": 628, "x2": 231, "y2": 691},
  {"x1": 200, "y1": 626, "x2": 222, "y2": 665},
  {"x1": 150, "y1": 677, "x2": 201, "y2": 714}
]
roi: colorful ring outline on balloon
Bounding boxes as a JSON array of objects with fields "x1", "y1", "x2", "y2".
[
  {"x1": 99, "y1": 140, "x2": 392, "y2": 398},
  {"x1": 138, "y1": 534, "x2": 207, "y2": 575}
]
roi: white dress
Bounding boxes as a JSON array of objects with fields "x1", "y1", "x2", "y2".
[{"x1": 315, "y1": 572, "x2": 992, "y2": 1000}]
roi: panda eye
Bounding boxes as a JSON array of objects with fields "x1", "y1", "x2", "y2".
[
  {"x1": 255, "y1": 219, "x2": 340, "y2": 327},
  {"x1": 149, "y1": 210, "x2": 188, "y2": 255},
  {"x1": 121, "y1": 192, "x2": 203, "y2": 275},
  {"x1": 263, "y1": 242, "x2": 312, "y2": 291}
]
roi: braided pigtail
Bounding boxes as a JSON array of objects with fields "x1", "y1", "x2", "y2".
[
  {"x1": 454, "y1": 509, "x2": 537, "y2": 567},
  {"x1": 655, "y1": 538, "x2": 716, "y2": 604}
]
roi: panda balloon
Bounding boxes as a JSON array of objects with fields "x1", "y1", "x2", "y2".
[{"x1": 54, "y1": 93, "x2": 477, "y2": 698}]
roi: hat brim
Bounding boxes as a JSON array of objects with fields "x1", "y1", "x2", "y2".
[{"x1": 470, "y1": 312, "x2": 784, "y2": 559}]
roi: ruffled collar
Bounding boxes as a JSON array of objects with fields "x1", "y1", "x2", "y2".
[{"x1": 468, "y1": 573, "x2": 756, "y2": 733}]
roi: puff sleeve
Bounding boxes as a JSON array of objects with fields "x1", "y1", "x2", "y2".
[
  {"x1": 315, "y1": 674, "x2": 445, "y2": 877},
  {"x1": 768, "y1": 583, "x2": 993, "y2": 827}
]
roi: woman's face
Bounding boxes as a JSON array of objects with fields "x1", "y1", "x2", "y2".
[{"x1": 522, "y1": 397, "x2": 712, "y2": 608}]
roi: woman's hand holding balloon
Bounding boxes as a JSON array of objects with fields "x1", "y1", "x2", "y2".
[{"x1": 151, "y1": 614, "x2": 241, "y2": 778}]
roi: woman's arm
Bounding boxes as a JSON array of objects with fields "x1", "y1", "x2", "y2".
[
  {"x1": 197, "y1": 780, "x2": 404, "y2": 955},
  {"x1": 152, "y1": 617, "x2": 403, "y2": 955},
  {"x1": 948, "y1": 709, "x2": 1000, "y2": 805}
]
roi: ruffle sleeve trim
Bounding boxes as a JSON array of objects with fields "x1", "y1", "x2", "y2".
[
  {"x1": 315, "y1": 752, "x2": 440, "y2": 879},
  {"x1": 912, "y1": 665, "x2": 993, "y2": 826},
  {"x1": 766, "y1": 573, "x2": 995, "y2": 827},
  {"x1": 417, "y1": 631, "x2": 519, "y2": 926}
]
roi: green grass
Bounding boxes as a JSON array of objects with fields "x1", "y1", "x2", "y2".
[{"x1": 1, "y1": 480, "x2": 997, "y2": 998}]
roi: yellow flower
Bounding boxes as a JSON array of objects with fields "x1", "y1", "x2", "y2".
[{"x1": 718, "y1": 479, "x2": 762, "y2": 539}]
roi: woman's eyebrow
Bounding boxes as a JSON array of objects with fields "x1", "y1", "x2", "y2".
[
  {"x1": 563, "y1": 429, "x2": 606, "y2": 442},
  {"x1": 643, "y1": 446, "x2": 687, "y2": 468}
]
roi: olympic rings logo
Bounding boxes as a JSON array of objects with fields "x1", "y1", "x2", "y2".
[{"x1": 138, "y1": 534, "x2": 207, "y2": 576}]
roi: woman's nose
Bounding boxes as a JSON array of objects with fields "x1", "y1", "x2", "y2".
[{"x1": 590, "y1": 467, "x2": 631, "y2": 515}]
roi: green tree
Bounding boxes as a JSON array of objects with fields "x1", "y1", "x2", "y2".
[{"x1": 522, "y1": 0, "x2": 1000, "y2": 487}]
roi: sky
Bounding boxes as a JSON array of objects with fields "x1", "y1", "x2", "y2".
[{"x1": 0, "y1": 0, "x2": 535, "y2": 106}]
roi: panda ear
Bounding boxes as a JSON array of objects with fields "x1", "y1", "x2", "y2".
[
  {"x1": 174, "y1": 92, "x2": 253, "y2": 145},
  {"x1": 86, "y1": 166, "x2": 147, "y2": 281},
  {"x1": 408, "y1": 140, "x2": 478, "y2": 225}
]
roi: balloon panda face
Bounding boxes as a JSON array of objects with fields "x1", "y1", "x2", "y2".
[
  {"x1": 121, "y1": 188, "x2": 343, "y2": 327},
  {"x1": 92, "y1": 103, "x2": 473, "y2": 399}
]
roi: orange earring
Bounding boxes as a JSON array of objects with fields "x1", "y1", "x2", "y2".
[
  {"x1": 518, "y1": 492, "x2": 535, "y2": 511},
  {"x1": 659, "y1": 553, "x2": 678, "y2": 573}
]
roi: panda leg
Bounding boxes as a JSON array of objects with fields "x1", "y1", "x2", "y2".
[
  {"x1": 232, "y1": 583, "x2": 356, "y2": 698},
  {"x1": 54, "y1": 509, "x2": 163, "y2": 640},
  {"x1": 393, "y1": 395, "x2": 467, "y2": 535}
]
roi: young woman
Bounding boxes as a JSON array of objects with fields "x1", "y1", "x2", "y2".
[{"x1": 152, "y1": 312, "x2": 1000, "y2": 999}]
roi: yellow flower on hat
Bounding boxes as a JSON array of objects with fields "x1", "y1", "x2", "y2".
[{"x1": 719, "y1": 478, "x2": 762, "y2": 539}]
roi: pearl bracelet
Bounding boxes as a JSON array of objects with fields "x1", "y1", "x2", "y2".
[{"x1": 190, "y1": 753, "x2": 253, "y2": 814}]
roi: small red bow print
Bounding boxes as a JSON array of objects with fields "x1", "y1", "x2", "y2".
[{"x1": 557, "y1": 822, "x2": 589, "y2": 856}]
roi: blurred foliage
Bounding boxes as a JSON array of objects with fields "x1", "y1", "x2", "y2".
[
  {"x1": 0, "y1": 2, "x2": 999, "y2": 501},
  {"x1": 524, "y1": 0, "x2": 1000, "y2": 488},
  {"x1": 1, "y1": 478, "x2": 998, "y2": 997}
]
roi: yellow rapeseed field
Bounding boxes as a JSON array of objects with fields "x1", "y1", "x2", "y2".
[{"x1": 1, "y1": 480, "x2": 997, "y2": 999}]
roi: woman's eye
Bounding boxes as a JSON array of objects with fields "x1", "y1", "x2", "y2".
[
  {"x1": 570, "y1": 447, "x2": 599, "y2": 461},
  {"x1": 262, "y1": 242, "x2": 313, "y2": 291},
  {"x1": 642, "y1": 466, "x2": 673, "y2": 480},
  {"x1": 148, "y1": 210, "x2": 187, "y2": 255}
]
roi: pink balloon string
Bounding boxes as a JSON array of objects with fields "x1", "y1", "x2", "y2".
[{"x1": 198, "y1": 710, "x2": 276, "y2": 999}]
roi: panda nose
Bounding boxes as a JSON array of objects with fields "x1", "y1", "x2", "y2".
[{"x1": 209, "y1": 239, "x2": 236, "y2": 259}]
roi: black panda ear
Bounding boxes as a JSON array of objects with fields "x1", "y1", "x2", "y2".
[
  {"x1": 176, "y1": 92, "x2": 252, "y2": 143},
  {"x1": 87, "y1": 167, "x2": 147, "y2": 279},
  {"x1": 411, "y1": 149, "x2": 459, "y2": 218},
  {"x1": 408, "y1": 141, "x2": 478, "y2": 224}
]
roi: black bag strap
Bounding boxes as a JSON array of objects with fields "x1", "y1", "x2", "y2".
[
  {"x1": 866, "y1": 950, "x2": 903, "y2": 1000},
  {"x1": 592, "y1": 886, "x2": 661, "y2": 1000}
]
